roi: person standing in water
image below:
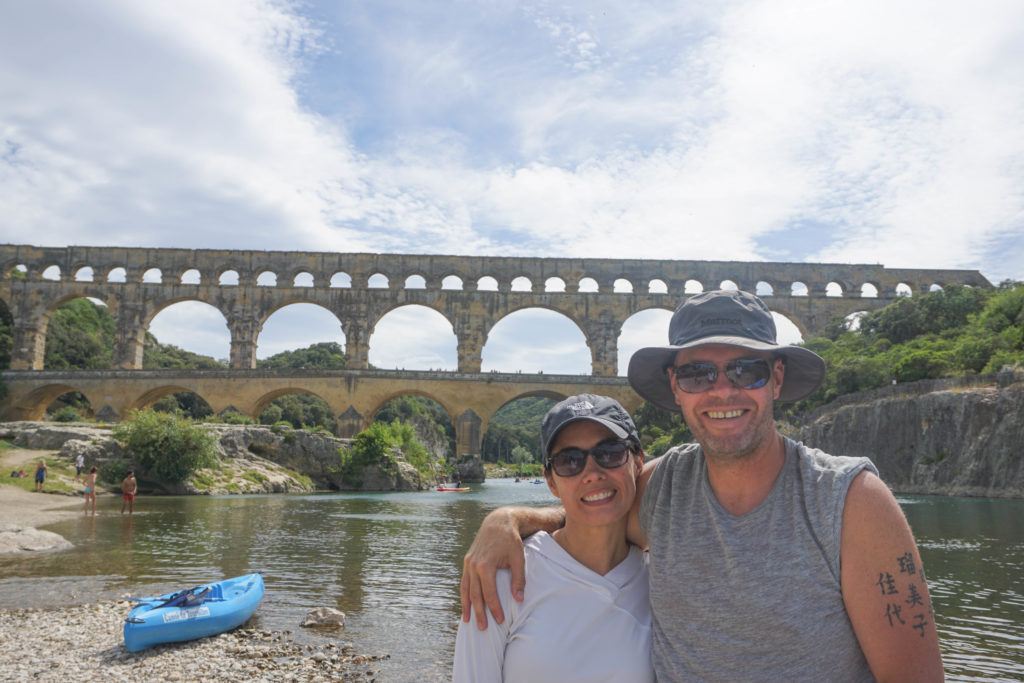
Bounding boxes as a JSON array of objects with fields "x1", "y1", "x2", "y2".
[
  {"x1": 121, "y1": 471, "x2": 137, "y2": 515},
  {"x1": 83, "y1": 466, "x2": 98, "y2": 516}
]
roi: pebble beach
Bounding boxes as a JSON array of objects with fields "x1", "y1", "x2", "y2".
[{"x1": 0, "y1": 600, "x2": 387, "y2": 682}]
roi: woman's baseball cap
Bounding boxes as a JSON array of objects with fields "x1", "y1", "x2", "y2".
[
  {"x1": 540, "y1": 394, "x2": 641, "y2": 456},
  {"x1": 627, "y1": 290, "x2": 826, "y2": 411}
]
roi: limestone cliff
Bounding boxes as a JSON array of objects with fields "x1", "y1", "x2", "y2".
[{"x1": 797, "y1": 372, "x2": 1024, "y2": 498}]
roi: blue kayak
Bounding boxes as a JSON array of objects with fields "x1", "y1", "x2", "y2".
[{"x1": 124, "y1": 573, "x2": 264, "y2": 652}]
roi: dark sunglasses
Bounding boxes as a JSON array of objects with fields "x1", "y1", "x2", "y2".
[
  {"x1": 546, "y1": 439, "x2": 634, "y2": 477},
  {"x1": 670, "y1": 358, "x2": 773, "y2": 394}
]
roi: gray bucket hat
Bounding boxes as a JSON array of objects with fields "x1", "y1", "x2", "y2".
[
  {"x1": 627, "y1": 290, "x2": 826, "y2": 411},
  {"x1": 541, "y1": 394, "x2": 641, "y2": 457}
]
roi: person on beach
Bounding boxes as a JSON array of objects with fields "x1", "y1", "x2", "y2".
[
  {"x1": 461, "y1": 290, "x2": 943, "y2": 681},
  {"x1": 84, "y1": 466, "x2": 98, "y2": 516},
  {"x1": 121, "y1": 471, "x2": 137, "y2": 515},
  {"x1": 33, "y1": 460, "x2": 47, "y2": 492},
  {"x1": 453, "y1": 394, "x2": 652, "y2": 682},
  {"x1": 75, "y1": 453, "x2": 84, "y2": 482}
]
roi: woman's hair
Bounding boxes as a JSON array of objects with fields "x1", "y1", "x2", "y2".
[{"x1": 90, "y1": 466, "x2": 98, "y2": 473}]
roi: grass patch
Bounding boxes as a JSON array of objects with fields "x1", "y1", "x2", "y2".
[
  {"x1": 285, "y1": 469, "x2": 313, "y2": 489},
  {"x1": 242, "y1": 470, "x2": 268, "y2": 485}
]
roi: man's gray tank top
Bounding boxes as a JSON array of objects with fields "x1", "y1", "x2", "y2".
[{"x1": 639, "y1": 437, "x2": 878, "y2": 681}]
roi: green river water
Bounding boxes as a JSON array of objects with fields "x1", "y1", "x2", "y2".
[{"x1": 1, "y1": 480, "x2": 1021, "y2": 681}]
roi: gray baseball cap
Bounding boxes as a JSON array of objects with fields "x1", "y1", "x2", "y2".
[
  {"x1": 540, "y1": 394, "x2": 641, "y2": 457},
  {"x1": 627, "y1": 289, "x2": 826, "y2": 411}
]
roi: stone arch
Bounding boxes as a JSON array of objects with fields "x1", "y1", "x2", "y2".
[
  {"x1": 142, "y1": 267, "x2": 162, "y2": 284},
  {"x1": 545, "y1": 277, "x2": 566, "y2": 292},
  {"x1": 257, "y1": 301, "x2": 345, "y2": 361},
  {"x1": 42, "y1": 265, "x2": 62, "y2": 281},
  {"x1": 756, "y1": 281, "x2": 774, "y2": 296},
  {"x1": 134, "y1": 385, "x2": 213, "y2": 413},
  {"x1": 511, "y1": 276, "x2": 533, "y2": 292},
  {"x1": 481, "y1": 392, "x2": 561, "y2": 461},
  {"x1": 895, "y1": 282, "x2": 913, "y2": 297},
  {"x1": 579, "y1": 277, "x2": 599, "y2": 292},
  {"x1": 613, "y1": 278, "x2": 634, "y2": 293},
  {"x1": 684, "y1": 279, "x2": 703, "y2": 293},
  {"x1": 40, "y1": 293, "x2": 118, "y2": 370},
  {"x1": 257, "y1": 271, "x2": 278, "y2": 287},
  {"x1": 791, "y1": 281, "x2": 809, "y2": 296},
  {"x1": 368, "y1": 273, "x2": 389, "y2": 289},
  {"x1": 293, "y1": 271, "x2": 315, "y2": 287},
  {"x1": 483, "y1": 306, "x2": 589, "y2": 374},
  {"x1": 618, "y1": 306, "x2": 674, "y2": 377},
  {"x1": 442, "y1": 274, "x2": 464, "y2": 290},
  {"x1": 73, "y1": 266, "x2": 94, "y2": 282},
  {"x1": 14, "y1": 383, "x2": 83, "y2": 421},
  {"x1": 648, "y1": 279, "x2": 668, "y2": 294},
  {"x1": 405, "y1": 274, "x2": 427, "y2": 289},
  {"x1": 144, "y1": 298, "x2": 231, "y2": 364},
  {"x1": 368, "y1": 304, "x2": 457, "y2": 371},
  {"x1": 105, "y1": 266, "x2": 127, "y2": 283},
  {"x1": 181, "y1": 268, "x2": 201, "y2": 284},
  {"x1": 330, "y1": 272, "x2": 352, "y2": 288},
  {"x1": 825, "y1": 282, "x2": 844, "y2": 297},
  {"x1": 219, "y1": 270, "x2": 240, "y2": 286},
  {"x1": 477, "y1": 276, "x2": 499, "y2": 291},
  {"x1": 861, "y1": 283, "x2": 879, "y2": 298}
]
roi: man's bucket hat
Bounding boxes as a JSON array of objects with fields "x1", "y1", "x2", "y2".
[{"x1": 627, "y1": 289, "x2": 826, "y2": 411}]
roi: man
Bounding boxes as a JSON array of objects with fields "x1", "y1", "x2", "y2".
[
  {"x1": 121, "y1": 470, "x2": 138, "y2": 515},
  {"x1": 75, "y1": 453, "x2": 85, "y2": 482},
  {"x1": 461, "y1": 290, "x2": 943, "y2": 681}
]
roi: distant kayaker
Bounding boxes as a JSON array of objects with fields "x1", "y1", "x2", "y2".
[
  {"x1": 84, "y1": 466, "x2": 98, "y2": 516},
  {"x1": 34, "y1": 459, "x2": 47, "y2": 492},
  {"x1": 121, "y1": 471, "x2": 138, "y2": 515},
  {"x1": 453, "y1": 395, "x2": 652, "y2": 682}
]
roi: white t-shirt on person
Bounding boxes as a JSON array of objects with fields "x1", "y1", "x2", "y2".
[{"x1": 453, "y1": 531, "x2": 652, "y2": 683}]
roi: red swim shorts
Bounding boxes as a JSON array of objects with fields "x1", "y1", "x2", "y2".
[{"x1": 123, "y1": 492, "x2": 135, "y2": 501}]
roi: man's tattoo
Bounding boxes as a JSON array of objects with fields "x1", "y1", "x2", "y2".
[{"x1": 878, "y1": 552, "x2": 931, "y2": 638}]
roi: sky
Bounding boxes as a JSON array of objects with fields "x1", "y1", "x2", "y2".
[{"x1": 2, "y1": 0, "x2": 1023, "y2": 374}]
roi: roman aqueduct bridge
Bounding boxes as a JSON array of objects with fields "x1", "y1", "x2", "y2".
[{"x1": 0, "y1": 244, "x2": 991, "y2": 455}]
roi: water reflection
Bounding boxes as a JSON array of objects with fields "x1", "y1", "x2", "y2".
[{"x1": 0, "y1": 486, "x2": 1018, "y2": 681}]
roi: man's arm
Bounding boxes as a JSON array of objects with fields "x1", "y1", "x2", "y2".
[
  {"x1": 841, "y1": 471, "x2": 944, "y2": 681},
  {"x1": 460, "y1": 505, "x2": 564, "y2": 629}
]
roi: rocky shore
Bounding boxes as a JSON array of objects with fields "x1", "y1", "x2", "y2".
[{"x1": 0, "y1": 600, "x2": 387, "y2": 682}]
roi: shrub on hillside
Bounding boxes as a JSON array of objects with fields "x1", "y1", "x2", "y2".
[
  {"x1": 112, "y1": 409, "x2": 218, "y2": 483},
  {"x1": 51, "y1": 405, "x2": 83, "y2": 422}
]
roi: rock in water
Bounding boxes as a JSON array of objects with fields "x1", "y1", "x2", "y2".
[{"x1": 301, "y1": 607, "x2": 346, "y2": 628}]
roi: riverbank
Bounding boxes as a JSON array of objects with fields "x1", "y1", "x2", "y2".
[{"x1": 0, "y1": 600, "x2": 386, "y2": 682}]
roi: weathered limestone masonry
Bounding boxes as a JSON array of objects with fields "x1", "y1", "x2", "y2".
[{"x1": 0, "y1": 244, "x2": 991, "y2": 456}]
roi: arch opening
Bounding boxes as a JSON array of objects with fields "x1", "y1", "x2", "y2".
[
  {"x1": 369, "y1": 305, "x2": 456, "y2": 371},
  {"x1": 482, "y1": 309, "x2": 589, "y2": 374},
  {"x1": 258, "y1": 303, "x2": 345, "y2": 363}
]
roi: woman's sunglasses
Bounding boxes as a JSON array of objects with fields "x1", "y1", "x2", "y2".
[
  {"x1": 546, "y1": 439, "x2": 634, "y2": 477},
  {"x1": 670, "y1": 358, "x2": 773, "y2": 394}
]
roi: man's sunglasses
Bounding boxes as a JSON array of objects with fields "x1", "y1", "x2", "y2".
[
  {"x1": 546, "y1": 439, "x2": 634, "y2": 477},
  {"x1": 670, "y1": 358, "x2": 773, "y2": 394}
]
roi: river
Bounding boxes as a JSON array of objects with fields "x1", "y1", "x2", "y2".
[{"x1": 0, "y1": 480, "x2": 1021, "y2": 681}]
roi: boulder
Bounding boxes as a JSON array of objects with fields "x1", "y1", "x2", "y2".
[{"x1": 301, "y1": 607, "x2": 346, "y2": 628}]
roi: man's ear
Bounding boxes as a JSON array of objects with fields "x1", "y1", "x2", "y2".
[{"x1": 772, "y1": 357, "x2": 785, "y2": 400}]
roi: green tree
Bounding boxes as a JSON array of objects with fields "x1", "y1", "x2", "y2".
[
  {"x1": 44, "y1": 298, "x2": 115, "y2": 369},
  {"x1": 257, "y1": 342, "x2": 347, "y2": 369},
  {"x1": 112, "y1": 409, "x2": 218, "y2": 483}
]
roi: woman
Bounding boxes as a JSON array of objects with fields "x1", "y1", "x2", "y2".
[
  {"x1": 453, "y1": 394, "x2": 652, "y2": 682},
  {"x1": 84, "y1": 466, "x2": 98, "y2": 516},
  {"x1": 34, "y1": 459, "x2": 47, "y2": 492}
]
